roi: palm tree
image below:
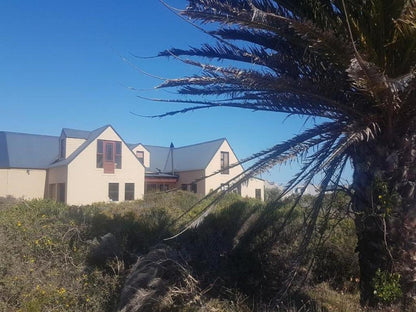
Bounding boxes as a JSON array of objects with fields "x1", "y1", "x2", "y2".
[{"x1": 145, "y1": 0, "x2": 416, "y2": 306}]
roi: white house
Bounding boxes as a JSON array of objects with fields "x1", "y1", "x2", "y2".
[{"x1": 0, "y1": 126, "x2": 264, "y2": 203}]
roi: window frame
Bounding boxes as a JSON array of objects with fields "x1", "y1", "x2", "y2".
[
  {"x1": 97, "y1": 140, "x2": 104, "y2": 168},
  {"x1": 97, "y1": 140, "x2": 122, "y2": 172},
  {"x1": 125, "y1": 183, "x2": 135, "y2": 201},
  {"x1": 136, "y1": 150, "x2": 144, "y2": 165},
  {"x1": 108, "y1": 183, "x2": 119, "y2": 201},
  {"x1": 220, "y1": 151, "x2": 229, "y2": 174},
  {"x1": 255, "y1": 188, "x2": 262, "y2": 200},
  {"x1": 60, "y1": 138, "x2": 66, "y2": 159},
  {"x1": 115, "y1": 142, "x2": 122, "y2": 169}
]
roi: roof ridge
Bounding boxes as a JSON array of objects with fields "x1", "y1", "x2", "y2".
[
  {"x1": 174, "y1": 138, "x2": 226, "y2": 150},
  {"x1": 143, "y1": 144, "x2": 170, "y2": 149},
  {"x1": 144, "y1": 138, "x2": 226, "y2": 150},
  {"x1": 0, "y1": 131, "x2": 58, "y2": 139}
]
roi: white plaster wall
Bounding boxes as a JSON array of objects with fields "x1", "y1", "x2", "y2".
[
  {"x1": 204, "y1": 140, "x2": 245, "y2": 195},
  {"x1": 65, "y1": 138, "x2": 86, "y2": 158},
  {"x1": 0, "y1": 169, "x2": 46, "y2": 199},
  {"x1": 47, "y1": 166, "x2": 67, "y2": 184},
  {"x1": 132, "y1": 144, "x2": 150, "y2": 168},
  {"x1": 176, "y1": 170, "x2": 205, "y2": 195},
  {"x1": 66, "y1": 127, "x2": 145, "y2": 205},
  {"x1": 241, "y1": 177, "x2": 265, "y2": 201}
]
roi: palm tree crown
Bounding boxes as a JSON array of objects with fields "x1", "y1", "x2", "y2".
[
  {"x1": 151, "y1": 0, "x2": 415, "y2": 193},
  {"x1": 145, "y1": 0, "x2": 416, "y2": 306}
]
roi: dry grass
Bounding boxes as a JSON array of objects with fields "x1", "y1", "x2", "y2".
[{"x1": 307, "y1": 283, "x2": 363, "y2": 312}]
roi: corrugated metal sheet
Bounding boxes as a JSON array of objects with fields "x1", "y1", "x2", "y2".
[
  {"x1": 1, "y1": 126, "x2": 228, "y2": 174},
  {"x1": 0, "y1": 125, "x2": 108, "y2": 169},
  {"x1": 0, "y1": 131, "x2": 59, "y2": 169},
  {"x1": 144, "y1": 138, "x2": 226, "y2": 173},
  {"x1": 142, "y1": 145, "x2": 170, "y2": 172},
  {"x1": 61, "y1": 128, "x2": 91, "y2": 139}
]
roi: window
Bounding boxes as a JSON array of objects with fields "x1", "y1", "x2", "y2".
[
  {"x1": 255, "y1": 188, "x2": 262, "y2": 200},
  {"x1": 158, "y1": 184, "x2": 169, "y2": 192},
  {"x1": 109, "y1": 183, "x2": 119, "y2": 201},
  {"x1": 146, "y1": 184, "x2": 157, "y2": 193},
  {"x1": 181, "y1": 184, "x2": 188, "y2": 191},
  {"x1": 60, "y1": 138, "x2": 66, "y2": 159},
  {"x1": 105, "y1": 142, "x2": 114, "y2": 162},
  {"x1": 97, "y1": 140, "x2": 122, "y2": 172},
  {"x1": 220, "y1": 151, "x2": 229, "y2": 174},
  {"x1": 221, "y1": 183, "x2": 229, "y2": 191},
  {"x1": 115, "y1": 142, "x2": 121, "y2": 169},
  {"x1": 57, "y1": 183, "x2": 65, "y2": 203},
  {"x1": 97, "y1": 140, "x2": 103, "y2": 168},
  {"x1": 49, "y1": 184, "x2": 56, "y2": 200},
  {"x1": 191, "y1": 183, "x2": 197, "y2": 193},
  {"x1": 125, "y1": 183, "x2": 134, "y2": 201},
  {"x1": 136, "y1": 151, "x2": 144, "y2": 165}
]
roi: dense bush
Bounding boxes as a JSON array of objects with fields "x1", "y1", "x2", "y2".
[
  {"x1": 0, "y1": 191, "x2": 361, "y2": 311},
  {"x1": 0, "y1": 192, "x2": 199, "y2": 312},
  {"x1": 168, "y1": 192, "x2": 359, "y2": 308},
  {"x1": 0, "y1": 199, "x2": 120, "y2": 312}
]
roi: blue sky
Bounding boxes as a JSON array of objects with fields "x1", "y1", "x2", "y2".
[{"x1": 0, "y1": 0, "x2": 340, "y2": 185}]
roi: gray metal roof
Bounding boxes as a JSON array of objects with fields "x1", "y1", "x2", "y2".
[
  {"x1": 0, "y1": 126, "x2": 229, "y2": 173},
  {"x1": 143, "y1": 138, "x2": 226, "y2": 173},
  {"x1": 0, "y1": 131, "x2": 59, "y2": 169},
  {"x1": 49, "y1": 125, "x2": 108, "y2": 168},
  {"x1": 127, "y1": 143, "x2": 138, "y2": 150},
  {"x1": 0, "y1": 126, "x2": 109, "y2": 170},
  {"x1": 61, "y1": 128, "x2": 91, "y2": 139}
]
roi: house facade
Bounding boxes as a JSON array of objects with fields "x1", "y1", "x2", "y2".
[
  {"x1": 0, "y1": 126, "x2": 145, "y2": 205},
  {"x1": 0, "y1": 126, "x2": 264, "y2": 203},
  {"x1": 137, "y1": 138, "x2": 265, "y2": 200}
]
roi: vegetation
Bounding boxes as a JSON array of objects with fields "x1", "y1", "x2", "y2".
[
  {"x1": 141, "y1": 0, "x2": 416, "y2": 307},
  {"x1": 0, "y1": 193, "x2": 199, "y2": 312},
  {"x1": 0, "y1": 193, "x2": 368, "y2": 311}
]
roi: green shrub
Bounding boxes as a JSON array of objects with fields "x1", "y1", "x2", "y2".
[
  {"x1": 0, "y1": 190, "x2": 362, "y2": 312},
  {"x1": 0, "y1": 199, "x2": 120, "y2": 312},
  {"x1": 373, "y1": 269, "x2": 402, "y2": 304},
  {"x1": 311, "y1": 218, "x2": 359, "y2": 291},
  {"x1": 0, "y1": 192, "x2": 204, "y2": 312}
]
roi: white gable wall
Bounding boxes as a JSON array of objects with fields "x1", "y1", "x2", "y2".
[
  {"x1": 65, "y1": 138, "x2": 86, "y2": 158},
  {"x1": 241, "y1": 177, "x2": 265, "y2": 201},
  {"x1": 131, "y1": 144, "x2": 150, "y2": 168},
  {"x1": 66, "y1": 127, "x2": 145, "y2": 205},
  {"x1": 204, "y1": 140, "x2": 244, "y2": 195}
]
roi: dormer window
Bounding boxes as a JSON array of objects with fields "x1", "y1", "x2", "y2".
[
  {"x1": 60, "y1": 138, "x2": 66, "y2": 159},
  {"x1": 136, "y1": 151, "x2": 144, "y2": 165},
  {"x1": 97, "y1": 140, "x2": 122, "y2": 173}
]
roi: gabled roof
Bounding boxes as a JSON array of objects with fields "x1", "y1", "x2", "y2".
[
  {"x1": 0, "y1": 131, "x2": 59, "y2": 169},
  {"x1": 49, "y1": 125, "x2": 109, "y2": 168},
  {"x1": 61, "y1": 128, "x2": 91, "y2": 139},
  {"x1": 127, "y1": 143, "x2": 138, "y2": 150},
  {"x1": 128, "y1": 143, "x2": 149, "y2": 153},
  {"x1": 143, "y1": 138, "x2": 227, "y2": 173}
]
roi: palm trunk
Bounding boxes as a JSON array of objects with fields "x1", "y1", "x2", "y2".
[
  {"x1": 352, "y1": 135, "x2": 416, "y2": 307},
  {"x1": 352, "y1": 147, "x2": 390, "y2": 306}
]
